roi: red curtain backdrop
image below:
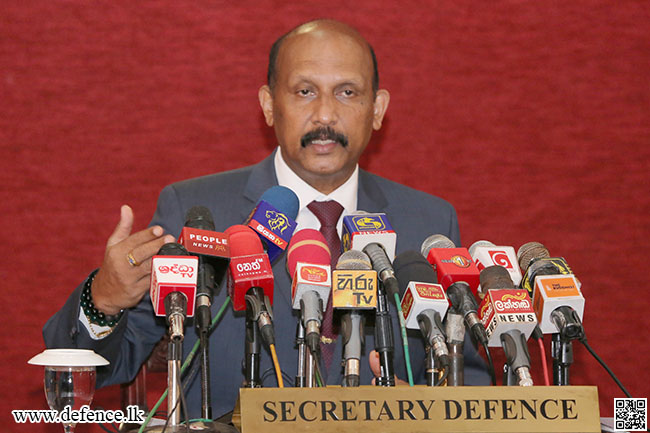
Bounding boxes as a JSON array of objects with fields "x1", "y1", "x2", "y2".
[{"x1": 2, "y1": 1, "x2": 648, "y2": 431}]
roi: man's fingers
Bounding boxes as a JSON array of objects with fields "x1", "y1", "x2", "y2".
[
  {"x1": 125, "y1": 235, "x2": 175, "y2": 274},
  {"x1": 107, "y1": 205, "x2": 135, "y2": 248},
  {"x1": 368, "y1": 350, "x2": 407, "y2": 386},
  {"x1": 369, "y1": 350, "x2": 381, "y2": 376}
]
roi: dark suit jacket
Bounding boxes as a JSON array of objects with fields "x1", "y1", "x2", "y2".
[{"x1": 44, "y1": 151, "x2": 490, "y2": 419}]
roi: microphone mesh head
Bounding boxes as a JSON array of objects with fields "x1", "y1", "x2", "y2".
[
  {"x1": 225, "y1": 225, "x2": 264, "y2": 256},
  {"x1": 336, "y1": 250, "x2": 372, "y2": 270},
  {"x1": 393, "y1": 250, "x2": 438, "y2": 296},
  {"x1": 420, "y1": 234, "x2": 456, "y2": 257},
  {"x1": 157, "y1": 242, "x2": 189, "y2": 256},
  {"x1": 260, "y1": 186, "x2": 300, "y2": 220},
  {"x1": 479, "y1": 265, "x2": 515, "y2": 291},
  {"x1": 286, "y1": 229, "x2": 331, "y2": 276},
  {"x1": 517, "y1": 241, "x2": 550, "y2": 273},
  {"x1": 184, "y1": 206, "x2": 216, "y2": 231},
  {"x1": 468, "y1": 240, "x2": 495, "y2": 257}
]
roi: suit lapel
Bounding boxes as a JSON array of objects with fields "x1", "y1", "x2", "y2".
[
  {"x1": 358, "y1": 169, "x2": 388, "y2": 212},
  {"x1": 239, "y1": 150, "x2": 279, "y2": 221}
]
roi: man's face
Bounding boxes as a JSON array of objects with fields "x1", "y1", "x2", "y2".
[{"x1": 259, "y1": 25, "x2": 389, "y2": 193}]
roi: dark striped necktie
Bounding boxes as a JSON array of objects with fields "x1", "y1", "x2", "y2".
[{"x1": 307, "y1": 199, "x2": 344, "y2": 372}]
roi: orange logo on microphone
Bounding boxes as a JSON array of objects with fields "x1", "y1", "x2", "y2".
[
  {"x1": 450, "y1": 255, "x2": 471, "y2": 268},
  {"x1": 414, "y1": 283, "x2": 445, "y2": 300},
  {"x1": 300, "y1": 266, "x2": 328, "y2": 283}
]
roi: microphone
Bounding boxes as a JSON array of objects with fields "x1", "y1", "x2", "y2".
[
  {"x1": 393, "y1": 251, "x2": 450, "y2": 383},
  {"x1": 341, "y1": 212, "x2": 397, "y2": 261},
  {"x1": 178, "y1": 206, "x2": 230, "y2": 333},
  {"x1": 518, "y1": 242, "x2": 586, "y2": 386},
  {"x1": 287, "y1": 229, "x2": 332, "y2": 357},
  {"x1": 358, "y1": 216, "x2": 416, "y2": 387},
  {"x1": 225, "y1": 225, "x2": 275, "y2": 345},
  {"x1": 150, "y1": 243, "x2": 198, "y2": 341},
  {"x1": 469, "y1": 240, "x2": 523, "y2": 296},
  {"x1": 421, "y1": 234, "x2": 481, "y2": 295},
  {"x1": 421, "y1": 234, "x2": 487, "y2": 346},
  {"x1": 478, "y1": 265, "x2": 536, "y2": 386},
  {"x1": 332, "y1": 250, "x2": 376, "y2": 387},
  {"x1": 245, "y1": 186, "x2": 299, "y2": 263},
  {"x1": 517, "y1": 242, "x2": 585, "y2": 339}
]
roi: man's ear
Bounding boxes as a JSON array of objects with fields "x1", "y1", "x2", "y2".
[
  {"x1": 258, "y1": 85, "x2": 274, "y2": 126},
  {"x1": 372, "y1": 89, "x2": 390, "y2": 130}
]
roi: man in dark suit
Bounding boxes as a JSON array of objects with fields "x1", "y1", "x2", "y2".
[{"x1": 44, "y1": 19, "x2": 490, "y2": 419}]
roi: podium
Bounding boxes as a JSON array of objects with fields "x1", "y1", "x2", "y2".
[{"x1": 233, "y1": 385, "x2": 601, "y2": 433}]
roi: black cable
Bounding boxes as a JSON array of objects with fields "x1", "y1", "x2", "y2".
[
  {"x1": 480, "y1": 341, "x2": 497, "y2": 386},
  {"x1": 179, "y1": 382, "x2": 192, "y2": 428},
  {"x1": 435, "y1": 368, "x2": 449, "y2": 387},
  {"x1": 160, "y1": 389, "x2": 178, "y2": 432},
  {"x1": 579, "y1": 338, "x2": 632, "y2": 398}
]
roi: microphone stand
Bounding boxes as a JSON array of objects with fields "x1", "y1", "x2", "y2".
[
  {"x1": 425, "y1": 346, "x2": 436, "y2": 386},
  {"x1": 445, "y1": 311, "x2": 465, "y2": 386},
  {"x1": 243, "y1": 311, "x2": 261, "y2": 388},
  {"x1": 167, "y1": 339, "x2": 185, "y2": 431},
  {"x1": 550, "y1": 306, "x2": 584, "y2": 386},
  {"x1": 195, "y1": 261, "x2": 215, "y2": 421},
  {"x1": 374, "y1": 283, "x2": 395, "y2": 386},
  {"x1": 551, "y1": 333, "x2": 573, "y2": 386},
  {"x1": 142, "y1": 293, "x2": 189, "y2": 433},
  {"x1": 295, "y1": 321, "x2": 307, "y2": 387}
]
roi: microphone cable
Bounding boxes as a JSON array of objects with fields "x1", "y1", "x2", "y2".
[
  {"x1": 392, "y1": 291, "x2": 415, "y2": 387},
  {"x1": 578, "y1": 336, "x2": 631, "y2": 398},
  {"x1": 537, "y1": 337, "x2": 551, "y2": 386},
  {"x1": 479, "y1": 340, "x2": 497, "y2": 386},
  {"x1": 269, "y1": 343, "x2": 284, "y2": 388},
  {"x1": 435, "y1": 367, "x2": 449, "y2": 387}
]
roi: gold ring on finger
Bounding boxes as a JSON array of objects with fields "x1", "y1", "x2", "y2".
[{"x1": 126, "y1": 251, "x2": 140, "y2": 267}]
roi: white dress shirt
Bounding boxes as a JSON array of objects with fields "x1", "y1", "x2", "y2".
[{"x1": 274, "y1": 147, "x2": 358, "y2": 237}]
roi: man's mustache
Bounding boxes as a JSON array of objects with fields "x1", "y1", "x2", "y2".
[{"x1": 300, "y1": 127, "x2": 349, "y2": 148}]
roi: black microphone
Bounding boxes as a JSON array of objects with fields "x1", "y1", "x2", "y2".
[
  {"x1": 178, "y1": 206, "x2": 230, "y2": 333},
  {"x1": 394, "y1": 251, "x2": 450, "y2": 385}
]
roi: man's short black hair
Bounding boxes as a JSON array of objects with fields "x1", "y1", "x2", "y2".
[{"x1": 266, "y1": 23, "x2": 380, "y2": 95}]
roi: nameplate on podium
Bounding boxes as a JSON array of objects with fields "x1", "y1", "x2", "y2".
[{"x1": 234, "y1": 385, "x2": 600, "y2": 433}]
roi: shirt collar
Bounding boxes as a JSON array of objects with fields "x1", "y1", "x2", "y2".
[{"x1": 274, "y1": 147, "x2": 358, "y2": 213}]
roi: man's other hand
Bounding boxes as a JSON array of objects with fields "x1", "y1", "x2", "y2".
[
  {"x1": 368, "y1": 350, "x2": 408, "y2": 385},
  {"x1": 91, "y1": 205, "x2": 174, "y2": 315}
]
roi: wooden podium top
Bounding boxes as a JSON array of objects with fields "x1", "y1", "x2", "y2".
[{"x1": 233, "y1": 385, "x2": 601, "y2": 433}]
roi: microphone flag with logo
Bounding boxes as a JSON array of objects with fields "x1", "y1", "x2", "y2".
[{"x1": 244, "y1": 186, "x2": 299, "y2": 263}]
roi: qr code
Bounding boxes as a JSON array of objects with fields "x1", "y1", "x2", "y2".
[{"x1": 615, "y1": 398, "x2": 647, "y2": 431}]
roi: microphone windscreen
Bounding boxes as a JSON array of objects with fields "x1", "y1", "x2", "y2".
[
  {"x1": 479, "y1": 265, "x2": 515, "y2": 291},
  {"x1": 420, "y1": 234, "x2": 456, "y2": 257},
  {"x1": 393, "y1": 250, "x2": 438, "y2": 296},
  {"x1": 468, "y1": 239, "x2": 495, "y2": 257},
  {"x1": 287, "y1": 229, "x2": 330, "y2": 276},
  {"x1": 184, "y1": 206, "x2": 216, "y2": 231},
  {"x1": 225, "y1": 225, "x2": 264, "y2": 256},
  {"x1": 336, "y1": 250, "x2": 372, "y2": 270},
  {"x1": 517, "y1": 241, "x2": 550, "y2": 273},
  {"x1": 260, "y1": 186, "x2": 300, "y2": 220},
  {"x1": 157, "y1": 242, "x2": 189, "y2": 256}
]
